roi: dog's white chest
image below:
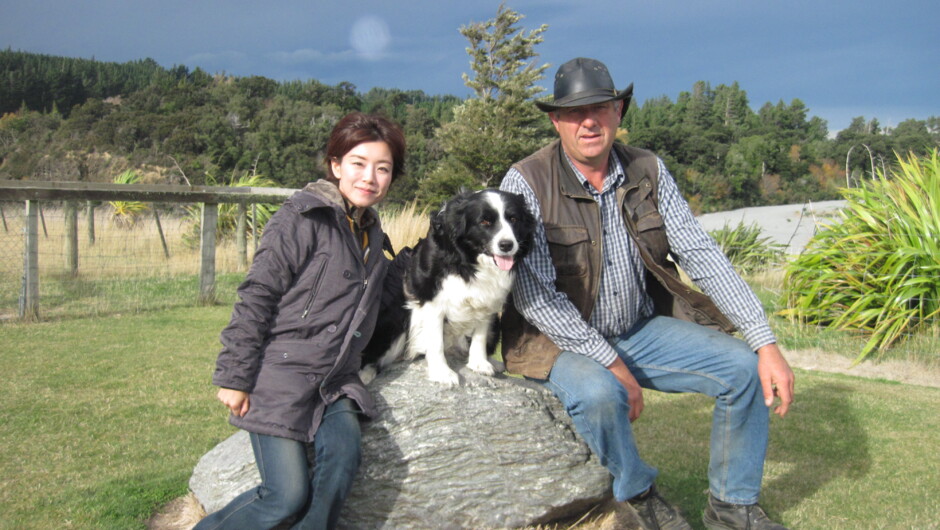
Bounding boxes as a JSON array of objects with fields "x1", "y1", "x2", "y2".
[{"x1": 434, "y1": 267, "x2": 512, "y2": 322}]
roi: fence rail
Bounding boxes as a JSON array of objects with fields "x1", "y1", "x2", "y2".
[
  {"x1": 1, "y1": 181, "x2": 296, "y2": 320},
  {"x1": 0, "y1": 180, "x2": 295, "y2": 204}
]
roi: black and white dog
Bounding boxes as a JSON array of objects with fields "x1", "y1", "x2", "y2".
[{"x1": 361, "y1": 189, "x2": 536, "y2": 385}]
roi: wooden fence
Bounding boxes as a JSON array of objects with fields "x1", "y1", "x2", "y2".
[{"x1": 1, "y1": 180, "x2": 296, "y2": 319}]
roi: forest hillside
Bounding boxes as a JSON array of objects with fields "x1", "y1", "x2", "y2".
[{"x1": 2, "y1": 49, "x2": 937, "y2": 212}]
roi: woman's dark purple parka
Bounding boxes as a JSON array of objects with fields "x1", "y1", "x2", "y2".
[{"x1": 212, "y1": 180, "x2": 390, "y2": 443}]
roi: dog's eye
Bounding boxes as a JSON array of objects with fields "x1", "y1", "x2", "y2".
[
  {"x1": 480, "y1": 219, "x2": 492, "y2": 226},
  {"x1": 508, "y1": 216, "x2": 518, "y2": 223}
]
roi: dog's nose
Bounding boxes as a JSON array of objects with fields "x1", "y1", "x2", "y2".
[{"x1": 498, "y1": 239, "x2": 515, "y2": 253}]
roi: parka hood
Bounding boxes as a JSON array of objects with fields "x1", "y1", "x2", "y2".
[{"x1": 299, "y1": 180, "x2": 376, "y2": 230}]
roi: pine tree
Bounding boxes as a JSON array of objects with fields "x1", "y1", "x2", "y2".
[{"x1": 419, "y1": 4, "x2": 552, "y2": 206}]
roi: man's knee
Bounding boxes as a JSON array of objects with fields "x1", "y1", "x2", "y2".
[
  {"x1": 725, "y1": 345, "x2": 761, "y2": 395},
  {"x1": 571, "y1": 372, "x2": 631, "y2": 420}
]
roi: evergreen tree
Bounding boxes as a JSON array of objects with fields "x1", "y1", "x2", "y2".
[{"x1": 419, "y1": 4, "x2": 552, "y2": 206}]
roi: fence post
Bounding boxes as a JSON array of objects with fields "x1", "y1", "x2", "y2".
[
  {"x1": 64, "y1": 201, "x2": 79, "y2": 276},
  {"x1": 39, "y1": 203, "x2": 48, "y2": 237},
  {"x1": 252, "y1": 203, "x2": 259, "y2": 254},
  {"x1": 153, "y1": 208, "x2": 170, "y2": 259},
  {"x1": 236, "y1": 203, "x2": 248, "y2": 271},
  {"x1": 85, "y1": 201, "x2": 95, "y2": 245},
  {"x1": 20, "y1": 200, "x2": 40, "y2": 320},
  {"x1": 199, "y1": 202, "x2": 218, "y2": 304}
]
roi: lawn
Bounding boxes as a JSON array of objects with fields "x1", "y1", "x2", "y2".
[{"x1": 1, "y1": 306, "x2": 939, "y2": 529}]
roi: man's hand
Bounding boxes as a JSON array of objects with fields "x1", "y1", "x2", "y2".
[
  {"x1": 607, "y1": 357, "x2": 644, "y2": 422},
  {"x1": 756, "y1": 344, "x2": 795, "y2": 417},
  {"x1": 217, "y1": 388, "x2": 250, "y2": 417}
]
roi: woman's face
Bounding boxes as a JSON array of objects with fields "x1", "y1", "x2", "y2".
[{"x1": 331, "y1": 141, "x2": 394, "y2": 208}]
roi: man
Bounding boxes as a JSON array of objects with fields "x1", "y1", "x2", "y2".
[{"x1": 499, "y1": 57, "x2": 794, "y2": 530}]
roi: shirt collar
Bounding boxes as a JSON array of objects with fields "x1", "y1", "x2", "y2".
[{"x1": 563, "y1": 151, "x2": 625, "y2": 195}]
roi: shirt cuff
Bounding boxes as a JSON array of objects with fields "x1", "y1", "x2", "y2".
[
  {"x1": 742, "y1": 325, "x2": 777, "y2": 353},
  {"x1": 582, "y1": 339, "x2": 619, "y2": 367}
]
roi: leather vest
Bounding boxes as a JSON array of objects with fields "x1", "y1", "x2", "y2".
[{"x1": 501, "y1": 140, "x2": 735, "y2": 379}]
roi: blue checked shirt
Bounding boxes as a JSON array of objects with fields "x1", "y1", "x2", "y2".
[{"x1": 500, "y1": 152, "x2": 776, "y2": 368}]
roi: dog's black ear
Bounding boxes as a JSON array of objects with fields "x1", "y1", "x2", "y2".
[
  {"x1": 429, "y1": 200, "x2": 458, "y2": 250},
  {"x1": 442, "y1": 194, "x2": 470, "y2": 246}
]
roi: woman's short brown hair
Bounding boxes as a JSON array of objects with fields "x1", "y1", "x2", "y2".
[{"x1": 324, "y1": 112, "x2": 406, "y2": 183}]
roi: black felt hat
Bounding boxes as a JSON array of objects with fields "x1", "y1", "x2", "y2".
[{"x1": 536, "y1": 57, "x2": 633, "y2": 118}]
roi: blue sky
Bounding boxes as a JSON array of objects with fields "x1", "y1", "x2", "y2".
[{"x1": 2, "y1": 0, "x2": 937, "y2": 133}]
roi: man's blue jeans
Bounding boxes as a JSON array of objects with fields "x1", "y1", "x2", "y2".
[
  {"x1": 194, "y1": 398, "x2": 362, "y2": 530},
  {"x1": 538, "y1": 316, "x2": 769, "y2": 505}
]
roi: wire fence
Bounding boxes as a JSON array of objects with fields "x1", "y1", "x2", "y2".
[
  {"x1": 1, "y1": 198, "x2": 936, "y2": 361},
  {"x1": 0, "y1": 200, "x2": 250, "y2": 320}
]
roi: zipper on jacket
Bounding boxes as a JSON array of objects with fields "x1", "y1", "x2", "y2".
[{"x1": 301, "y1": 260, "x2": 330, "y2": 319}]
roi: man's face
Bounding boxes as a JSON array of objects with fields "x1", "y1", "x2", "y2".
[{"x1": 549, "y1": 100, "x2": 622, "y2": 171}]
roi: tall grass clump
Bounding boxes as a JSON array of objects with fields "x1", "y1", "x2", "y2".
[
  {"x1": 379, "y1": 200, "x2": 429, "y2": 252},
  {"x1": 708, "y1": 221, "x2": 785, "y2": 275},
  {"x1": 782, "y1": 150, "x2": 940, "y2": 363}
]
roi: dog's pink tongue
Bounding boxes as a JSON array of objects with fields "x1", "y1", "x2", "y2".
[{"x1": 494, "y1": 255, "x2": 514, "y2": 271}]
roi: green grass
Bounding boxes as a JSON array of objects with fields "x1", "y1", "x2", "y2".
[
  {"x1": 1, "y1": 305, "x2": 939, "y2": 528},
  {"x1": 637, "y1": 371, "x2": 940, "y2": 529},
  {"x1": 1, "y1": 273, "x2": 244, "y2": 321},
  {"x1": 0, "y1": 305, "x2": 236, "y2": 529}
]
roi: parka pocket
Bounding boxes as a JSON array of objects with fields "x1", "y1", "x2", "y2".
[
  {"x1": 301, "y1": 259, "x2": 330, "y2": 319},
  {"x1": 262, "y1": 339, "x2": 331, "y2": 377}
]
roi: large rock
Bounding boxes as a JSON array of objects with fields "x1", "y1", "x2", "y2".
[{"x1": 190, "y1": 359, "x2": 612, "y2": 528}]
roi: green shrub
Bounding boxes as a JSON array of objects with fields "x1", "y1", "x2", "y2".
[
  {"x1": 708, "y1": 221, "x2": 785, "y2": 274},
  {"x1": 782, "y1": 150, "x2": 940, "y2": 362}
]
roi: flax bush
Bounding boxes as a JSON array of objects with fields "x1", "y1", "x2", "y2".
[
  {"x1": 707, "y1": 221, "x2": 785, "y2": 275},
  {"x1": 782, "y1": 150, "x2": 940, "y2": 362},
  {"x1": 108, "y1": 170, "x2": 149, "y2": 227},
  {"x1": 183, "y1": 173, "x2": 280, "y2": 248}
]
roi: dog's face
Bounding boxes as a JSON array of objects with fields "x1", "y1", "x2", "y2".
[{"x1": 432, "y1": 189, "x2": 536, "y2": 271}]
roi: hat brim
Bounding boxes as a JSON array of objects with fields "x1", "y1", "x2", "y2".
[{"x1": 536, "y1": 83, "x2": 634, "y2": 117}]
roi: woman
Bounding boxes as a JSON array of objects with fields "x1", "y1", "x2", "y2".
[{"x1": 195, "y1": 112, "x2": 406, "y2": 529}]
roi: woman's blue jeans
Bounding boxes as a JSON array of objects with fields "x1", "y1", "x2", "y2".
[
  {"x1": 539, "y1": 316, "x2": 769, "y2": 505},
  {"x1": 194, "y1": 398, "x2": 362, "y2": 530}
]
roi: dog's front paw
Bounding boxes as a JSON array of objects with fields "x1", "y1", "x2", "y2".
[
  {"x1": 468, "y1": 356, "x2": 504, "y2": 377},
  {"x1": 427, "y1": 364, "x2": 461, "y2": 386},
  {"x1": 359, "y1": 364, "x2": 378, "y2": 385},
  {"x1": 467, "y1": 357, "x2": 497, "y2": 376}
]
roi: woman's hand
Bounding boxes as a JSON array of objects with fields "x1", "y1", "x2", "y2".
[{"x1": 217, "y1": 388, "x2": 250, "y2": 417}]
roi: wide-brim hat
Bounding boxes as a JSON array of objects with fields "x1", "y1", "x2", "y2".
[{"x1": 536, "y1": 57, "x2": 633, "y2": 119}]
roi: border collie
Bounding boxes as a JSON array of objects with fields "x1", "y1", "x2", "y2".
[{"x1": 361, "y1": 189, "x2": 536, "y2": 385}]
